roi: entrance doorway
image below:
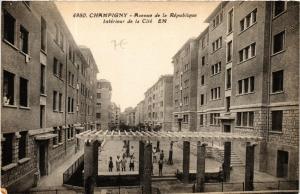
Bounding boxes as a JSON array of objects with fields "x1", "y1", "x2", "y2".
[
  {"x1": 224, "y1": 125, "x2": 231, "y2": 133},
  {"x1": 39, "y1": 143, "x2": 47, "y2": 176},
  {"x1": 277, "y1": 150, "x2": 289, "y2": 178}
]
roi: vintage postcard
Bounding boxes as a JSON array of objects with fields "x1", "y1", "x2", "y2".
[{"x1": 1, "y1": 1, "x2": 299, "y2": 193}]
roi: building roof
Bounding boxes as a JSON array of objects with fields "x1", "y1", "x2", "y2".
[{"x1": 204, "y1": 1, "x2": 228, "y2": 23}]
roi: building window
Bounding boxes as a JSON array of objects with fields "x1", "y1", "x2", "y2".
[
  {"x1": 227, "y1": 41, "x2": 233, "y2": 62},
  {"x1": 53, "y1": 58, "x2": 58, "y2": 75},
  {"x1": 239, "y1": 43, "x2": 256, "y2": 62},
  {"x1": 210, "y1": 113, "x2": 220, "y2": 125},
  {"x1": 240, "y1": 9, "x2": 257, "y2": 32},
  {"x1": 68, "y1": 97, "x2": 71, "y2": 113},
  {"x1": 40, "y1": 64, "x2": 46, "y2": 94},
  {"x1": 41, "y1": 17, "x2": 47, "y2": 52},
  {"x1": 68, "y1": 71, "x2": 71, "y2": 85},
  {"x1": 59, "y1": 63, "x2": 63, "y2": 78},
  {"x1": 97, "y1": 93, "x2": 101, "y2": 99},
  {"x1": 58, "y1": 93, "x2": 62, "y2": 112},
  {"x1": 184, "y1": 64, "x2": 189, "y2": 71},
  {"x1": 20, "y1": 26, "x2": 29, "y2": 54},
  {"x1": 58, "y1": 128, "x2": 62, "y2": 143},
  {"x1": 201, "y1": 75, "x2": 205, "y2": 85},
  {"x1": 236, "y1": 111, "x2": 254, "y2": 127},
  {"x1": 199, "y1": 114, "x2": 204, "y2": 126},
  {"x1": 2, "y1": 133, "x2": 14, "y2": 166},
  {"x1": 96, "y1": 113, "x2": 101, "y2": 119},
  {"x1": 3, "y1": 70, "x2": 15, "y2": 105},
  {"x1": 272, "y1": 110, "x2": 283, "y2": 132},
  {"x1": 227, "y1": 9, "x2": 233, "y2": 33},
  {"x1": 4, "y1": 11, "x2": 15, "y2": 45},
  {"x1": 200, "y1": 94, "x2": 204, "y2": 105},
  {"x1": 53, "y1": 128, "x2": 58, "y2": 145},
  {"x1": 183, "y1": 96, "x2": 189, "y2": 105},
  {"x1": 211, "y1": 87, "x2": 221, "y2": 100},
  {"x1": 212, "y1": 37, "x2": 222, "y2": 52},
  {"x1": 274, "y1": 1, "x2": 286, "y2": 17},
  {"x1": 18, "y1": 131, "x2": 27, "y2": 160},
  {"x1": 71, "y1": 98, "x2": 74, "y2": 112},
  {"x1": 202, "y1": 56, "x2": 205, "y2": 66},
  {"x1": 19, "y1": 77, "x2": 28, "y2": 107},
  {"x1": 238, "y1": 76, "x2": 255, "y2": 94},
  {"x1": 211, "y1": 62, "x2": 221, "y2": 75},
  {"x1": 226, "y1": 68, "x2": 232, "y2": 89},
  {"x1": 273, "y1": 31, "x2": 285, "y2": 54},
  {"x1": 212, "y1": 11, "x2": 223, "y2": 28},
  {"x1": 53, "y1": 91, "x2": 57, "y2": 111},
  {"x1": 272, "y1": 70, "x2": 283, "y2": 92},
  {"x1": 183, "y1": 114, "x2": 189, "y2": 123}
]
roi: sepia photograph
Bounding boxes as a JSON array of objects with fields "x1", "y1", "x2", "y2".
[{"x1": 0, "y1": 1, "x2": 299, "y2": 194}]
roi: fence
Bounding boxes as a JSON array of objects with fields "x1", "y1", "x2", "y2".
[
  {"x1": 193, "y1": 180, "x2": 299, "y2": 193},
  {"x1": 63, "y1": 154, "x2": 84, "y2": 184}
]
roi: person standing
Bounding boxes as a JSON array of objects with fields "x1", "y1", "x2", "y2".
[
  {"x1": 152, "y1": 147, "x2": 157, "y2": 163},
  {"x1": 160, "y1": 150, "x2": 164, "y2": 161},
  {"x1": 121, "y1": 155, "x2": 127, "y2": 171},
  {"x1": 130, "y1": 145, "x2": 135, "y2": 158},
  {"x1": 168, "y1": 141, "x2": 173, "y2": 165},
  {"x1": 108, "y1": 156, "x2": 113, "y2": 172},
  {"x1": 116, "y1": 155, "x2": 121, "y2": 172},
  {"x1": 158, "y1": 158, "x2": 163, "y2": 176},
  {"x1": 129, "y1": 156, "x2": 135, "y2": 171}
]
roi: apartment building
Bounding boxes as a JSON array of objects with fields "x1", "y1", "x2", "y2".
[
  {"x1": 109, "y1": 102, "x2": 120, "y2": 129},
  {"x1": 96, "y1": 79, "x2": 112, "y2": 130},
  {"x1": 123, "y1": 107, "x2": 136, "y2": 127},
  {"x1": 1, "y1": 2, "x2": 99, "y2": 192},
  {"x1": 172, "y1": 40, "x2": 199, "y2": 132},
  {"x1": 195, "y1": 1, "x2": 299, "y2": 180},
  {"x1": 135, "y1": 100, "x2": 146, "y2": 126},
  {"x1": 144, "y1": 75, "x2": 173, "y2": 131}
]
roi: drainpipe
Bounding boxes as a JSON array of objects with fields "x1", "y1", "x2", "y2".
[{"x1": 64, "y1": 47, "x2": 68, "y2": 155}]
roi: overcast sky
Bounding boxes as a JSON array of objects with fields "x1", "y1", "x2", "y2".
[{"x1": 56, "y1": 1, "x2": 219, "y2": 111}]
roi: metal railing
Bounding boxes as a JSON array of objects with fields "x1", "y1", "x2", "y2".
[
  {"x1": 63, "y1": 154, "x2": 84, "y2": 184},
  {"x1": 193, "y1": 180, "x2": 299, "y2": 193}
]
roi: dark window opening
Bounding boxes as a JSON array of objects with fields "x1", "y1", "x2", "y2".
[
  {"x1": 59, "y1": 63, "x2": 63, "y2": 78},
  {"x1": 40, "y1": 105, "x2": 45, "y2": 128},
  {"x1": 58, "y1": 129, "x2": 62, "y2": 143},
  {"x1": 227, "y1": 41, "x2": 232, "y2": 62},
  {"x1": 41, "y1": 17, "x2": 47, "y2": 52},
  {"x1": 274, "y1": 1, "x2": 286, "y2": 17},
  {"x1": 226, "y1": 68, "x2": 231, "y2": 89},
  {"x1": 53, "y1": 128, "x2": 58, "y2": 145},
  {"x1": 201, "y1": 75, "x2": 204, "y2": 85},
  {"x1": 4, "y1": 11, "x2": 15, "y2": 45},
  {"x1": 2, "y1": 133, "x2": 14, "y2": 166},
  {"x1": 58, "y1": 93, "x2": 62, "y2": 112},
  {"x1": 19, "y1": 77, "x2": 28, "y2": 107},
  {"x1": 18, "y1": 131, "x2": 27, "y2": 159},
  {"x1": 226, "y1": 97, "x2": 230, "y2": 112},
  {"x1": 228, "y1": 9, "x2": 233, "y2": 33},
  {"x1": 200, "y1": 94, "x2": 204, "y2": 105},
  {"x1": 272, "y1": 110, "x2": 283, "y2": 131},
  {"x1": 3, "y1": 70, "x2": 15, "y2": 105},
  {"x1": 40, "y1": 64, "x2": 45, "y2": 94},
  {"x1": 53, "y1": 58, "x2": 58, "y2": 75},
  {"x1": 20, "y1": 26, "x2": 29, "y2": 54},
  {"x1": 53, "y1": 91, "x2": 57, "y2": 111},
  {"x1": 273, "y1": 31, "x2": 285, "y2": 53},
  {"x1": 272, "y1": 70, "x2": 283, "y2": 92}
]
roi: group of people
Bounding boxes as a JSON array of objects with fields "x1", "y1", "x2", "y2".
[
  {"x1": 108, "y1": 145, "x2": 135, "y2": 172},
  {"x1": 152, "y1": 146, "x2": 165, "y2": 176}
]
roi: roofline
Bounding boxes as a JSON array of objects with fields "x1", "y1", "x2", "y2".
[
  {"x1": 172, "y1": 38, "x2": 196, "y2": 60},
  {"x1": 204, "y1": 1, "x2": 228, "y2": 23},
  {"x1": 195, "y1": 26, "x2": 209, "y2": 41}
]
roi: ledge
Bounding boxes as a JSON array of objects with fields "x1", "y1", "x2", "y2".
[
  {"x1": 53, "y1": 144, "x2": 59, "y2": 148},
  {"x1": 238, "y1": 56, "x2": 256, "y2": 65},
  {"x1": 19, "y1": 106, "x2": 31, "y2": 110},
  {"x1": 271, "y1": 50, "x2": 285, "y2": 57},
  {"x1": 270, "y1": 91, "x2": 284, "y2": 95},
  {"x1": 2, "y1": 104, "x2": 17, "y2": 109},
  {"x1": 238, "y1": 22, "x2": 257, "y2": 36},
  {"x1": 269, "y1": 130, "x2": 283, "y2": 134},
  {"x1": 3, "y1": 39, "x2": 19, "y2": 51},
  {"x1": 18, "y1": 157, "x2": 31, "y2": 164},
  {"x1": 2, "y1": 163, "x2": 17, "y2": 172},
  {"x1": 40, "y1": 93, "x2": 47, "y2": 97}
]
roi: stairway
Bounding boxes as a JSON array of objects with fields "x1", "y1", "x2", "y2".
[{"x1": 206, "y1": 146, "x2": 244, "y2": 166}]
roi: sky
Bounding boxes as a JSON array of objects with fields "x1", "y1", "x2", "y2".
[{"x1": 56, "y1": 1, "x2": 219, "y2": 111}]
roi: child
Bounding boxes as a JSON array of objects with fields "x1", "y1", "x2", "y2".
[
  {"x1": 158, "y1": 158, "x2": 163, "y2": 176},
  {"x1": 108, "y1": 156, "x2": 113, "y2": 172},
  {"x1": 116, "y1": 155, "x2": 121, "y2": 172},
  {"x1": 121, "y1": 155, "x2": 127, "y2": 171},
  {"x1": 129, "y1": 156, "x2": 135, "y2": 171}
]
